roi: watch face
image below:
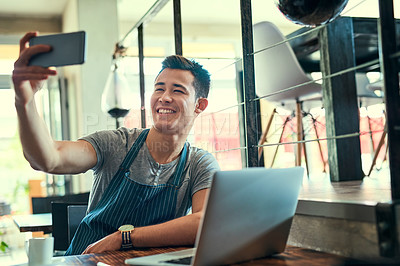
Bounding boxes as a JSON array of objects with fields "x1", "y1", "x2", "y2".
[{"x1": 119, "y1": 224, "x2": 134, "y2": 231}]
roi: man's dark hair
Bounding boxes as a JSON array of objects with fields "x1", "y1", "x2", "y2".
[{"x1": 159, "y1": 55, "x2": 211, "y2": 99}]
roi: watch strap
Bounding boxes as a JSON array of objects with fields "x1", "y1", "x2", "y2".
[{"x1": 121, "y1": 230, "x2": 133, "y2": 250}]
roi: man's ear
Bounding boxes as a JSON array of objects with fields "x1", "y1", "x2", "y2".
[{"x1": 195, "y1": 98, "x2": 208, "y2": 114}]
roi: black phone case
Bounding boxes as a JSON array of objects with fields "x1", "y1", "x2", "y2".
[{"x1": 28, "y1": 31, "x2": 86, "y2": 67}]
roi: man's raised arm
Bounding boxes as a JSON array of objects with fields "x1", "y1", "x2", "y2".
[{"x1": 12, "y1": 32, "x2": 96, "y2": 174}]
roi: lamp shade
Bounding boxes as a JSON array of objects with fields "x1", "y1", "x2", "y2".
[
  {"x1": 101, "y1": 60, "x2": 132, "y2": 118},
  {"x1": 275, "y1": 0, "x2": 349, "y2": 27}
]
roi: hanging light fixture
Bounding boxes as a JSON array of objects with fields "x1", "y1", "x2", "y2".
[{"x1": 101, "y1": 44, "x2": 132, "y2": 128}]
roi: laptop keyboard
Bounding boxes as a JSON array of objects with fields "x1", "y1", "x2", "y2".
[{"x1": 166, "y1": 256, "x2": 193, "y2": 265}]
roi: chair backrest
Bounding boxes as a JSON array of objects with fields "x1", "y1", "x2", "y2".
[
  {"x1": 253, "y1": 21, "x2": 321, "y2": 104},
  {"x1": 356, "y1": 73, "x2": 383, "y2": 107},
  {"x1": 67, "y1": 205, "x2": 88, "y2": 244},
  {"x1": 356, "y1": 73, "x2": 376, "y2": 98},
  {"x1": 32, "y1": 192, "x2": 90, "y2": 214},
  {"x1": 52, "y1": 202, "x2": 88, "y2": 251},
  {"x1": 367, "y1": 80, "x2": 383, "y2": 92}
]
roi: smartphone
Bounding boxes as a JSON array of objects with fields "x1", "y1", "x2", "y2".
[{"x1": 28, "y1": 31, "x2": 86, "y2": 67}]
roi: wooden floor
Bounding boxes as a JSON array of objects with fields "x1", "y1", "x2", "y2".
[{"x1": 299, "y1": 164, "x2": 392, "y2": 204}]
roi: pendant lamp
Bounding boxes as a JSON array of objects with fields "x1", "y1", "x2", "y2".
[{"x1": 101, "y1": 44, "x2": 131, "y2": 128}]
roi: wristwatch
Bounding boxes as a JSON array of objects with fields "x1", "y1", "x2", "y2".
[{"x1": 118, "y1": 224, "x2": 134, "y2": 250}]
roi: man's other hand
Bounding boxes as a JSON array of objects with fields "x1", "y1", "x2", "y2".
[{"x1": 82, "y1": 231, "x2": 122, "y2": 254}]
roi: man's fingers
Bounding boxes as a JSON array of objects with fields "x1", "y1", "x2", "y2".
[
  {"x1": 12, "y1": 65, "x2": 56, "y2": 83},
  {"x1": 12, "y1": 73, "x2": 49, "y2": 83},
  {"x1": 16, "y1": 32, "x2": 53, "y2": 68},
  {"x1": 13, "y1": 65, "x2": 56, "y2": 75},
  {"x1": 82, "y1": 244, "x2": 93, "y2": 254},
  {"x1": 15, "y1": 44, "x2": 52, "y2": 67},
  {"x1": 12, "y1": 72, "x2": 49, "y2": 83},
  {"x1": 23, "y1": 44, "x2": 52, "y2": 59},
  {"x1": 19, "y1": 32, "x2": 38, "y2": 53}
]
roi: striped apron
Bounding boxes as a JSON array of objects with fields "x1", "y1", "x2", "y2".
[{"x1": 65, "y1": 129, "x2": 188, "y2": 255}]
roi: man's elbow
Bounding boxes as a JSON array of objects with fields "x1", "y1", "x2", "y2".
[
  {"x1": 24, "y1": 153, "x2": 58, "y2": 173},
  {"x1": 29, "y1": 160, "x2": 56, "y2": 173},
  {"x1": 188, "y1": 212, "x2": 204, "y2": 244},
  {"x1": 191, "y1": 211, "x2": 204, "y2": 227}
]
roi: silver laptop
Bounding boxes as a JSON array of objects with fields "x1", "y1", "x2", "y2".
[{"x1": 125, "y1": 167, "x2": 304, "y2": 266}]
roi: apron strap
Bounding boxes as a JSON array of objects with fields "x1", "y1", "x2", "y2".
[
  {"x1": 168, "y1": 142, "x2": 188, "y2": 187},
  {"x1": 90, "y1": 128, "x2": 151, "y2": 212},
  {"x1": 119, "y1": 128, "x2": 150, "y2": 172}
]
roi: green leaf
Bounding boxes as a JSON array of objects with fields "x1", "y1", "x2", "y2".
[{"x1": 0, "y1": 241, "x2": 9, "y2": 252}]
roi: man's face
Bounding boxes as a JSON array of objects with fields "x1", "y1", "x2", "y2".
[{"x1": 150, "y1": 68, "x2": 200, "y2": 135}]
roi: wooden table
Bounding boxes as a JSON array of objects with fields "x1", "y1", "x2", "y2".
[
  {"x1": 12, "y1": 213, "x2": 52, "y2": 234},
  {"x1": 24, "y1": 246, "x2": 364, "y2": 265}
]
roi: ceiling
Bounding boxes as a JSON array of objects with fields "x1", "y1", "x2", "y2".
[
  {"x1": 0, "y1": 0, "x2": 392, "y2": 37},
  {"x1": 0, "y1": 0, "x2": 397, "y2": 61}
]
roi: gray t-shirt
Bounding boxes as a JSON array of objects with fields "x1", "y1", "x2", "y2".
[{"x1": 81, "y1": 127, "x2": 220, "y2": 218}]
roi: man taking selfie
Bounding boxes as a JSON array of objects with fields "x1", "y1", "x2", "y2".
[{"x1": 12, "y1": 32, "x2": 220, "y2": 255}]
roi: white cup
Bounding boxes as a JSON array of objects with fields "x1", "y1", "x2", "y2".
[{"x1": 25, "y1": 237, "x2": 54, "y2": 266}]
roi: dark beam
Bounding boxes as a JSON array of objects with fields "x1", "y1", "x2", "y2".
[
  {"x1": 138, "y1": 24, "x2": 146, "y2": 129},
  {"x1": 378, "y1": 0, "x2": 400, "y2": 200},
  {"x1": 240, "y1": 0, "x2": 259, "y2": 167},
  {"x1": 235, "y1": 66, "x2": 248, "y2": 169},
  {"x1": 173, "y1": 0, "x2": 182, "y2": 55},
  {"x1": 319, "y1": 17, "x2": 363, "y2": 181}
]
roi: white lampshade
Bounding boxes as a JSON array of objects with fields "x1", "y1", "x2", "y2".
[{"x1": 101, "y1": 59, "x2": 132, "y2": 118}]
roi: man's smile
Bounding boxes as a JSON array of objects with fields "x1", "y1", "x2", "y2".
[{"x1": 157, "y1": 107, "x2": 177, "y2": 114}]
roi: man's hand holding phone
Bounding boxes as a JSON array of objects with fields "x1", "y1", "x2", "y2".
[
  {"x1": 12, "y1": 32, "x2": 58, "y2": 107},
  {"x1": 12, "y1": 31, "x2": 86, "y2": 106}
]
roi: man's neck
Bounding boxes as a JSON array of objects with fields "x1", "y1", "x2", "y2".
[{"x1": 145, "y1": 127, "x2": 187, "y2": 164}]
